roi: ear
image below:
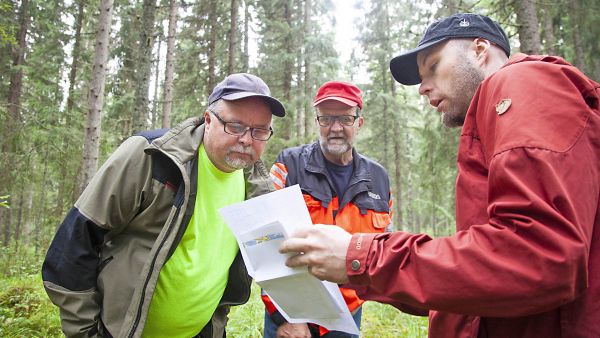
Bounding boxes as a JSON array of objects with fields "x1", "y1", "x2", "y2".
[
  {"x1": 472, "y1": 38, "x2": 491, "y2": 66},
  {"x1": 204, "y1": 111, "x2": 212, "y2": 130},
  {"x1": 357, "y1": 116, "x2": 364, "y2": 129}
]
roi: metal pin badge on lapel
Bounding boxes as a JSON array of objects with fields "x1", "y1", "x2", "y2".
[{"x1": 495, "y1": 99, "x2": 511, "y2": 115}]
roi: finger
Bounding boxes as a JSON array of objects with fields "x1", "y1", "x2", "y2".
[
  {"x1": 279, "y1": 237, "x2": 310, "y2": 254},
  {"x1": 288, "y1": 226, "x2": 312, "y2": 239},
  {"x1": 285, "y1": 252, "x2": 309, "y2": 268}
]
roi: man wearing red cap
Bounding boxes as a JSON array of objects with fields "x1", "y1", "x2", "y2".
[{"x1": 262, "y1": 81, "x2": 393, "y2": 338}]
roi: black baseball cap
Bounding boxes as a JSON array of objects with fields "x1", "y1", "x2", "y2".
[
  {"x1": 389, "y1": 13, "x2": 510, "y2": 85},
  {"x1": 208, "y1": 73, "x2": 286, "y2": 117}
]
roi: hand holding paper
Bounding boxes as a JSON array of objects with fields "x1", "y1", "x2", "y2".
[
  {"x1": 280, "y1": 224, "x2": 352, "y2": 284},
  {"x1": 219, "y1": 185, "x2": 359, "y2": 335}
]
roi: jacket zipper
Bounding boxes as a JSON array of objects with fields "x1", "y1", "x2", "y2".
[{"x1": 126, "y1": 206, "x2": 181, "y2": 338}]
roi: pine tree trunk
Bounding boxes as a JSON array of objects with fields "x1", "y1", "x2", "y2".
[
  {"x1": 57, "y1": 0, "x2": 86, "y2": 216},
  {"x1": 78, "y1": 0, "x2": 114, "y2": 195},
  {"x1": 393, "y1": 118, "x2": 403, "y2": 229},
  {"x1": 542, "y1": 3, "x2": 556, "y2": 55},
  {"x1": 14, "y1": 192, "x2": 24, "y2": 252},
  {"x1": 23, "y1": 188, "x2": 33, "y2": 249},
  {"x1": 152, "y1": 35, "x2": 161, "y2": 128},
  {"x1": 294, "y1": 0, "x2": 304, "y2": 139},
  {"x1": 283, "y1": 1, "x2": 293, "y2": 101},
  {"x1": 133, "y1": 0, "x2": 157, "y2": 132},
  {"x1": 162, "y1": 0, "x2": 178, "y2": 128},
  {"x1": 23, "y1": 183, "x2": 33, "y2": 247},
  {"x1": 242, "y1": 0, "x2": 250, "y2": 71},
  {"x1": 281, "y1": 0, "x2": 293, "y2": 140},
  {"x1": 407, "y1": 184, "x2": 414, "y2": 232},
  {"x1": 1, "y1": 208, "x2": 8, "y2": 246},
  {"x1": 2, "y1": 0, "x2": 30, "y2": 246},
  {"x1": 569, "y1": 0, "x2": 585, "y2": 71},
  {"x1": 207, "y1": 0, "x2": 218, "y2": 96},
  {"x1": 66, "y1": 0, "x2": 85, "y2": 117},
  {"x1": 381, "y1": 95, "x2": 389, "y2": 168},
  {"x1": 35, "y1": 151, "x2": 50, "y2": 254},
  {"x1": 295, "y1": 52, "x2": 303, "y2": 139},
  {"x1": 228, "y1": 0, "x2": 238, "y2": 74},
  {"x1": 7, "y1": 0, "x2": 29, "y2": 130},
  {"x1": 303, "y1": 0, "x2": 311, "y2": 140},
  {"x1": 514, "y1": 0, "x2": 541, "y2": 54}
]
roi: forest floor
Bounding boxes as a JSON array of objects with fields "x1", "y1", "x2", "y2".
[{"x1": 0, "y1": 247, "x2": 427, "y2": 337}]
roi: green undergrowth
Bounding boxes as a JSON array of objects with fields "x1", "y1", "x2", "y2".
[
  {"x1": 229, "y1": 283, "x2": 428, "y2": 337},
  {"x1": 0, "y1": 247, "x2": 427, "y2": 337}
]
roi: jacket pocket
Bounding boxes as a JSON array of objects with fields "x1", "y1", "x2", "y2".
[
  {"x1": 96, "y1": 256, "x2": 113, "y2": 275},
  {"x1": 371, "y1": 212, "x2": 391, "y2": 230}
]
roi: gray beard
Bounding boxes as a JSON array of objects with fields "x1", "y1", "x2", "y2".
[
  {"x1": 225, "y1": 144, "x2": 255, "y2": 169},
  {"x1": 320, "y1": 139, "x2": 351, "y2": 156}
]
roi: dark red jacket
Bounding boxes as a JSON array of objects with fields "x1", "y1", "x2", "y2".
[
  {"x1": 264, "y1": 141, "x2": 392, "y2": 335},
  {"x1": 345, "y1": 54, "x2": 600, "y2": 337}
]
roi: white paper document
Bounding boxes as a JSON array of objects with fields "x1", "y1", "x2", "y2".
[{"x1": 219, "y1": 185, "x2": 359, "y2": 335}]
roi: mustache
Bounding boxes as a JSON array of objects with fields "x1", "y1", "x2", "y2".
[{"x1": 229, "y1": 144, "x2": 255, "y2": 156}]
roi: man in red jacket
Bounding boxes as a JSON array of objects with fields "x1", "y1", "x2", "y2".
[{"x1": 280, "y1": 13, "x2": 600, "y2": 337}]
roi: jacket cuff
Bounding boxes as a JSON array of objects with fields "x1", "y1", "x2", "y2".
[{"x1": 346, "y1": 233, "x2": 377, "y2": 285}]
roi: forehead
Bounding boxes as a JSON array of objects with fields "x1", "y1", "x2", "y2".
[
  {"x1": 416, "y1": 41, "x2": 451, "y2": 68},
  {"x1": 220, "y1": 97, "x2": 272, "y2": 124},
  {"x1": 316, "y1": 100, "x2": 357, "y2": 115}
]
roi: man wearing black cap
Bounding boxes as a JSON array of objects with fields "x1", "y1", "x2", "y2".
[
  {"x1": 278, "y1": 13, "x2": 600, "y2": 337},
  {"x1": 42, "y1": 73, "x2": 286, "y2": 337}
]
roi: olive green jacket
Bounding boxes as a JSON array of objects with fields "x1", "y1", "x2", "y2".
[{"x1": 42, "y1": 117, "x2": 274, "y2": 337}]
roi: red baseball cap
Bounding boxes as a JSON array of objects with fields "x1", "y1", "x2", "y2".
[{"x1": 313, "y1": 81, "x2": 363, "y2": 109}]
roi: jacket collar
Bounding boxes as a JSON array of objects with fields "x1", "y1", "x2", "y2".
[
  {"x1": 144, "y1": 117, "x2": 204, "y2": 165},
  {"x1": 306, "y1": 141, "x2": 371, "y2": 181}
]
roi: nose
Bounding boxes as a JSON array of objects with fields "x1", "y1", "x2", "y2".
[
  {"x1": 330, "y1": 118, "x2": 344, "y2": 131},
  {"x1": 238, "y1": 129, "x2": 254, "y2": 145},
  {"x1": 418, "y1": 80, "x2": 431, "y2": 96}
]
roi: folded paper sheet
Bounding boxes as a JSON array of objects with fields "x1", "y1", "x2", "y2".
[{"x1": 219, "y1": 185, "x2": 359, "y2": 334}]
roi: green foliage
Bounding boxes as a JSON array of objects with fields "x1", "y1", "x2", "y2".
[
  {"x1": 0, "y1": 278, "x2": 63, "y2": 338},
  {"x1": 0, "y1": 247, "x2": 62, "y2": 338},
  {"x1": 361, "y1": 301, "x2": 428, "y2": 337},
  {"x1": 0, "y1": 0, "x2": 15, "y2": 46},
  {"x1": 228, "y1": 283, "x2": 266, "y2": 337},
  {"x1": 1, "y1": 1, "x2": 598, "y2": 335},
  {"x1": 0, "y1": 249, "x2": 426, "y2": 337},
  {"x1": 228, "y1": 283, "x2": 428, "y2": 337},
  {"x1": 0, "y1": 195, "x2": 8, "y2": 208}
]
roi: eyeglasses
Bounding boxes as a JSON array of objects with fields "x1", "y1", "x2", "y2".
[
  {"x1": 209, "y1": 111, "x2": 273, "y2": 141},
  {"x1": 316, "y1": 115, "x2": 359, "y2": 127}
]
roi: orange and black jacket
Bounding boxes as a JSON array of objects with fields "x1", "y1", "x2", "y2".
[{"x1": 263, "y1": 141, "x2": 392, "y2": 335}]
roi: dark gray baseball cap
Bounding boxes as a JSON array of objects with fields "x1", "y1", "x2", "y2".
[
  {"x1": 208, "y1": 73, "x2": 286, "y2": 117},
  {"x1": 389, "y1": 13, "x2": 510, "y2": 85}
]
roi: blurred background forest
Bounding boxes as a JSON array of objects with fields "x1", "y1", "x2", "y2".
[{"x1": 0, "y1": 0, "x2": 599, "y2": 336}]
